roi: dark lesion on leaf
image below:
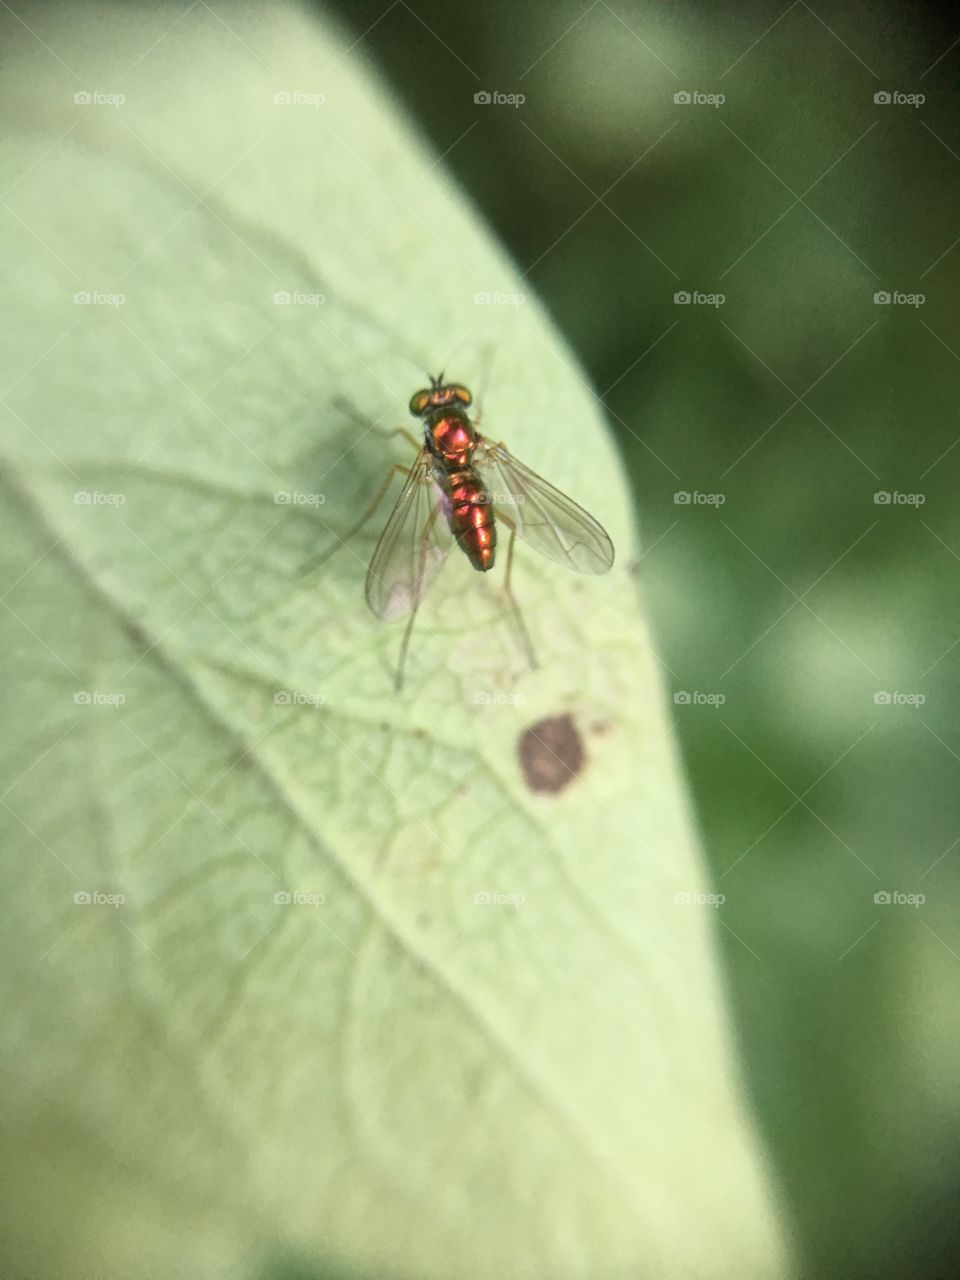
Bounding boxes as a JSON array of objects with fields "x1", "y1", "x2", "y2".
[{"x1": 517, "y1": 714, "x2": 585, "y2": 794}]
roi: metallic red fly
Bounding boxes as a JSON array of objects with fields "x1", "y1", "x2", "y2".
[{"x1": 328, "y1": 376, "x2": 614, "y2": 690}]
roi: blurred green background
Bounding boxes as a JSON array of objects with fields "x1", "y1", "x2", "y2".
[{"x1": 316, "y1": 1, "x2": 960, "y2": 1275}]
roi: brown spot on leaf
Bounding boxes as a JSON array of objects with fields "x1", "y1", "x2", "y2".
[{"x1": 517, "y1": 714, "x2": 585, "y2": 794}]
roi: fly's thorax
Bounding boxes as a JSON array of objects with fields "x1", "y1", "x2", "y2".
[{"x1": 425, "y1": 407, "x2": 477, "y2": 464}]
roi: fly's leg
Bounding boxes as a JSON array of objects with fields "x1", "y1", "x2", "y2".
[
  {"x1": 394, "y1": 499, "x2": 443, "y2": 693},
  {"x1": 474, "y1": 436, "x2": 508, "y2": 460},
  {"x1": 471, "y1": 341, "x2": 497, "y2": 427},
  {"x1": 380, "y1": 426, "x2": 422, "y2": 451},
  {"x1": 474, "y1": 437, "x2": 537, "y2": 669},
  {"x1": 497, "y1": 514, "x2": 538, "y2": 672},
  {"x1": 305, "y1": 394, "x2": 421, "y2": 572},
  {"x1": 299, "y1": 462, "x2": 410, "y2": 577},
  {"x1": 332, "y1": 396, "x2": 421, "y2": 452}
]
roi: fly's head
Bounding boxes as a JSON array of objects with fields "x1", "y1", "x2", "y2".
[{"x1": 408, "y1": 374, "x2": 473, "y2": 418}]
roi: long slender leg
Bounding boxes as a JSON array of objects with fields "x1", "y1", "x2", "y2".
[
  {"x1": 497, "y1": 514, "x2": 538, "y2": 672},
  {"x1": 471, "y1": 341, "x2": 498, "y2": 427},
  {"x1": 332, "y1": 396, "x2": 422, "y2": 452},
  {"x1": 299, "y1": 462, "x2": 409, "y2": 577},
  {"x1": 394, "y1": 500, "x2": 444, "y2": 692},
  {"x1": 380, "y1": 426, "x2": 422, "y2": 451}
]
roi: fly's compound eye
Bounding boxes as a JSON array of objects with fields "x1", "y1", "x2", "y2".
[
  {"x1": 450, "y1": 384, "x2": 472, "y2": 407},
  {"x1": 409, "y1": 389, "x2": 431, "y2": 416}
]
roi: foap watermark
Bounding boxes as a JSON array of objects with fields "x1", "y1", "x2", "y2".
[
  {"x1": 273, "y1": 890, "x2": 326, "y2": 906},
  {"x1": 74, "y1": 290, "x2": 125, "y2": 308},
  {"x1": 273, "y1": 90, "x2": 326, "y2": 107},
  {"x1": 874, "y1": 290, "x2": 924, "y2": 307},
  {"x1": 274, "y1": 690, "x2": 326, "y2": 707},
  {"x1": 874, "y1": 90, "x2": 924, "y2": 108},
  {"x1": 74, "y1": 890, "x2": 126, "y2": 907},
  {"x1": 673, "y1": 90, "x2": 725, "y2": 107},
  {"x1": 274, "y1": 490, "x2": 325, "y2": 506},
  {"x1": 874, "y1": 491, "x2": 925, "y2": 506},
  {"x1": 674, "y1": 290, "x2": 725, "y2": 307},
  {"x1": 474, "y1": 290, "x2": 525, "y2": 306},
  {"x1": 74, "y1": 691, "x2": 126, "y2": 706},
  {"x1": 474, "y1": 90, "x2": 525, "y2": 108},
  {"x1": 674, "y1": 690, "x2": 726, "y2": 707},
  {"x1": 873, "y1": 691, "x2": 925, "y2": 707},
  {"x1": 73, "y1": 90, "x2": 125, "y2": 108},
  {"x1": 874, "y1": 890, "x2": 925, "y2": 907},
  {"x1": 74, "y1": 490, "x2": 125, "y2": 506},
  {"x1": 473, "y1": 691, "x2": 526, "y2": 706},
  {"x1": 674, "y1": 890, "x2": 725, "y2": 906},
  {"x1": 674, "y1": 490, "x2": 725, "y2": 506},
  {"x1": 479, "y1": 490, "x2": 525, "y2": 506},
  {"x1": 274, "y1": 289, "x2": 326, "y2": 307},
  {"x1": 474, "y1": 890, "x2": 525, "y2": 905}
]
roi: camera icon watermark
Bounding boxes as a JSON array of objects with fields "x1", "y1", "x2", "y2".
[
  {"x1": 273, "y1": 690, "x2": 326, "y2": 707},
  {"x1": 873, "y1": 491, "x2": 925, "y2": 506},
  {"x1": 273, "y1": 90, "x2": 326, "y2": 107},
  {"x1": 673, "y1": 690, "x2": 726, "y2": 706},
  {"x1": 673, "y1": 890, "x2": 725, "y2": 906},
  {"x1": 673, "y1": 90, "x2": 725, "y2": 107},
  {"x1": 73, "y1": 90, "x2": 125, "y2": 108},
  {"x1": 74, "y1": 489, "x2": 126, "y2": 506},
  {"x1": 274, "y1": 889, "x2": 325, "y2": 906},
  {"x1": 473, "y1": 290, "x2": 525, "y2": 305},
  {"x1": 273, "y1": 290, "x2": 326, "y2": 307},
  {"x1": 873, "y1": 890, "x2": 925, "y2": 907},
  {"x1": 273, "y1": 490, "x2": 325, "y2": 505},
  {"x1": 873, "y1": 290, "x2": 924, "y2": 307},
  {"x1": 473, "y1": 90, "x2": 525, "y2": 108},
  {"x1": 673, "y1": 490, "x2": 725, "y2": 506},
  {"x1": 74, "y1": 890, "x2": 126, "y2": 906},
  {"x1": 674, "y1": 290, "x2": 724, "y2": 307},
  {"x1": 873, "y1": 690, "x2": 925, "y2": 707},
  {"x1": 73, "y1": 290, "x2": 125, "y2": 307},
  {"x1": 873, "y1": 90, "x2": 924, "y2": 107}
]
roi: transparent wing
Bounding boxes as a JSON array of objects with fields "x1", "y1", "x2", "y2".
[
  {"x1": 365, "y1": 451, "x2": 452, "y2": 620},
  {"x1": 475, "y1": 437, "x2": 614, "y2": 574}
]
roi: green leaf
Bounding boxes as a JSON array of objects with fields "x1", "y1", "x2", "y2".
[{"x1": 0, "y1": 4, "x2": 792, "y2": 1278}]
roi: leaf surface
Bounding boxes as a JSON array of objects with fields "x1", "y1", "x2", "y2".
[{"x1": 0, "y1": 5, "x2": 792, "y2": 1278}]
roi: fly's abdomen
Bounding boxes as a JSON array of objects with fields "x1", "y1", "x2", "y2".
[{"x1": 444, "y1": 468, "x2": 496, "y2": 571}]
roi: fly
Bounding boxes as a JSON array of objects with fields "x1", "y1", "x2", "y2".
[{"x1": 323, "y1": 375, "x2": 614, "y2": 690}]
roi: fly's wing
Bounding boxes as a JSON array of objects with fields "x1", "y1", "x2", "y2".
[
  {"x1": 475, "y1": 437, "x2": 615, "y2": 574},
  {"x1": 365, "y1": 451, "x2": 453, "y2": 620}
]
